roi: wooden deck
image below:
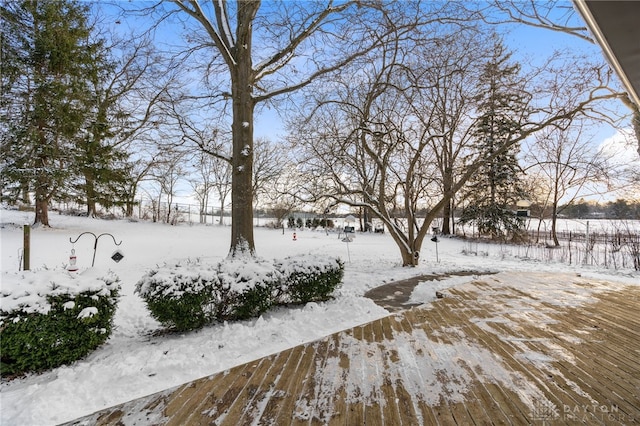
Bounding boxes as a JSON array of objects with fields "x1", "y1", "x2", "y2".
[{"x1": 66, "y1": 272, "x2": 640, "y2": 425}]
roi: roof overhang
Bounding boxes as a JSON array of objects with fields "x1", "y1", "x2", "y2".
[{"x1": 574, "y1": 0, "x2": 640, "y2": 107}]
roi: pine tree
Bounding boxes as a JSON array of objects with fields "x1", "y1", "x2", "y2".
[
  {"x1": 459, "y1": 37, "x2": 529, "y2": 240},
  {"x1": 1, "y1": 0, "x2": 99, "y2": 225},
  {"x1": 72, "y1": 41, "x2": 134, "y2": 218}
]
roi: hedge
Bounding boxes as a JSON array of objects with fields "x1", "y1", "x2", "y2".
[{"x1": 135, "y1": 254, "x2": 344, "y2": 332}]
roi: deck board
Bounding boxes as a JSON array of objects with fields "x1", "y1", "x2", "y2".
[{"x1": 65, "y1": 272, "x2": 640, "y2": 426}]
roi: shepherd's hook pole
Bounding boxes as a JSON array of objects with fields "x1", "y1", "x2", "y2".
[{"x1": 70, "y1": 232, "x2": 122, "y2": 267}]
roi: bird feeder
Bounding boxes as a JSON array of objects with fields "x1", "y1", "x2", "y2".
[
  {"x1": 68, "y1": 249, "x2": 79, "y2": 272},
  {"x1": 516, "y1": 200, "x2": 532, "y2": 217}
]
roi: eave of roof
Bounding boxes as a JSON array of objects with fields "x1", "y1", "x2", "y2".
[{"x1": 573, "y1": 0, "x2": 640, "y2": 107}]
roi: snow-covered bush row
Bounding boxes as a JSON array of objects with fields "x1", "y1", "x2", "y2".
[
  {"x1": 135, "y1": 255, "x2": 344, "y2": 331},
  {"x1": 0, "y1": 269, "x2": 120, "y2": 376}
]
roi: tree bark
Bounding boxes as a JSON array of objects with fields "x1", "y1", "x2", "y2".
[
  {"x1": 551, "y1": 202, "x2": 560, "y2": 247},
  {"x1": 441, "y1": 168, "x2": 454, "y2": 235},
  {"x1": 551, "y1": 178, "x2": 561, "y2": 246},
  {"x1": 385, "y1": 225, "x2": 421, "y2": 267},
  {"x1": 34, "y1": 191, "x2": 50, "y2": 226},
  {"x1": 228, "y1": 2, "x2": 257, "y2": 257},
  {"x1": 441, "y1": 201, "x2": 451, "y2": 235},
  {"x1": 33, "y1": 130, "x2": 50, "y2": 226},
  {"x1": 85, "y1": 174, "x2": 97, "y2": 217}
]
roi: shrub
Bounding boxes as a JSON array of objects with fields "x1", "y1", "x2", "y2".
[
  {"x1": 135, "y1": 255, "x2": 344, "y2": 332},
  {"x1": 217, "y1": 259, "x2": 281, "y2": 321},
  {"x1": 135, "y1": 260, "x2": 218, "y2": 331},
  {"x1": 1, "y1": 269, "x2": 120, "y2": 376},
  {"x1": 144, "y1": 291, "x2": 214, "y2": 331},
  {"x1": 275, "y1": 255, "x2": 344, "y2": 304}
]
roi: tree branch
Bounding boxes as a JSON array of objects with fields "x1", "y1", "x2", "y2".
[{"x1": 172, "y1": 0, "x2": 237, "y2": 67}]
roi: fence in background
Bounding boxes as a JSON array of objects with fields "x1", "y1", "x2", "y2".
[{"x1": 459, "y1": 228, "x2": 640, "y2": 271}]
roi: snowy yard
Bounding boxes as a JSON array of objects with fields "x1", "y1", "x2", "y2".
[{"x1": 1, "y1": 208, "x2": 638, "y2": 425}]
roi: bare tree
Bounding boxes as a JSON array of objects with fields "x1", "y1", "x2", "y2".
[
  {"x1": 210, "y1": 152, "x2": 233, "y2": 226},
  {"x1": 479, "y1": 0, "x2": 640, "y2": 155},
  {"x1": 260, "y1": 160, "x2": 302, "y2": 228},
  {"x1": 190, "y1": 150, "x2": 217, "y2": 224},
  {"x1": 408, "y1": 30, "x2": 487, "y2": 235},
  {"x1": 149, "y1": 149, "x2": 188, "y2": 224},
  {"x1": 121, "y1": 149, "x2": 159, "y2": 218},
  {"x1": 252, "y1": 137, "x2": 287, "y2": 213},
  {"x1": 291, "y1": 25, "x2": 625, "y2": 266},
  {"x1": 523, "y1": 123, "x2": 610, "y2": 246},
  {"x1": 150, "y1": 0, "x2": 436, "y2": 258},
  {"x1": 74, "y1": 18, "x2": 171, "y2": 217},
  {"x1": 291, "y1": 23, "x2": 459, "y2": 266}
]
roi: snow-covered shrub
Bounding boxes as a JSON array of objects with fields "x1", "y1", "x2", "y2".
[
  {"x1": 275, "y1": 255, "x2": 344, "y2": 304},
  {"x1": 216, "y1": 259, "x2": 281, "y2": 321},
  {"x1": 136, "y1": 255, "x2": 344, "y2": 332},
  {"x1": 136, "y1": 259, "x2": 282, "y2": 327},
  {"x1": 0, "y1": 269, "x2": 120, "y2": 376},
  {"x1": 135, "y1": 260, "x2": 219, "y2": 331}
]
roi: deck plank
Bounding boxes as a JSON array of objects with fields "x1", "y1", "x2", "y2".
[
  {"x1": 424, "y1": 303, "x2": 514, "y2": 425},
  {"x1": 429, "y1": 296, "x2": 535, "y2": 425},
  {"x1": 254, "y1": 343, "x2": 307, "y2": 425},
  {"x1": 270, "y1": 342, "x2": 320, "y2": 425},
  {"x1": 198, "y1": 358, "x2": 269, "y2": 426}
]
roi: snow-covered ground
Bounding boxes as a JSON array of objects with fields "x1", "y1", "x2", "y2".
[{"x1": 1, "y1": 208, "x2": 638, "y2": 425}]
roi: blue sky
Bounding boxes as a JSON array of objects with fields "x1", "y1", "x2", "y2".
[{"x1": 97, "y1": 1, "x2": 627, "y2": 145}]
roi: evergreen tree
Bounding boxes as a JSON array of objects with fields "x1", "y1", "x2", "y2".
[
  {"x1": 72, "y1": 40, "x2": 134, "y2": 218},
  {"x1": 1, "y1": 0, "x2": 98, "y2": 225},
  {"x1": 459, "y1": 37, "x2": 529, "y2": 240}
]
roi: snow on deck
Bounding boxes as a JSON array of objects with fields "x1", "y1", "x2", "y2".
[{"x1": 64, "y1": 272, "x2": 640, "y2": 425}]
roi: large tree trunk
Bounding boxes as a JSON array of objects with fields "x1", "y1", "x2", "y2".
[
  {"x1": 125, "y1": 202, "x2": 134, "y2": 217},
  {"x1": 229, "y1": 97, "x2": 255, "y2": 255},
  {"x1": 441, "y1": 202, "x2": 451, "y2": 235},
  {"x1": 550, "y1": 173, "x2": 560, "y2": 246},
  {"x1": 122, "y1": 182, "x2": 136, "y2": 217},
  {"x1": 441, "y1": 169, "x2": 453, "y2": 235},
  {"x1": 21, "y1": 187, "x2": 30, "y2": 205},
  {"x1": 125, "y1": 192, "x2": 135, "y2": 217},
  {"x1": 551, "y1": 204, "x2": 560, "y2": 247},
  {"x1": 228, "y1": 5, "x2": 256, "y2": 257},
  {"x1": 384, "y1": 220, "x2": 426, "y2": 267},
  {"x1": 85, "y1": 174, "x2": 97, "y2": 217},
  {"x1": 33, "y1": 150, "x2": 50, "y2": 226},
  {"x1": 387, "y1": 229, "x2": 419, "y2": 267},
  {"x1": 34, "y1": 191, "x2": 50, "y2": 227},
  {"x1": 400, "y1": 247, "x2": 417, "y2": 266}
]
